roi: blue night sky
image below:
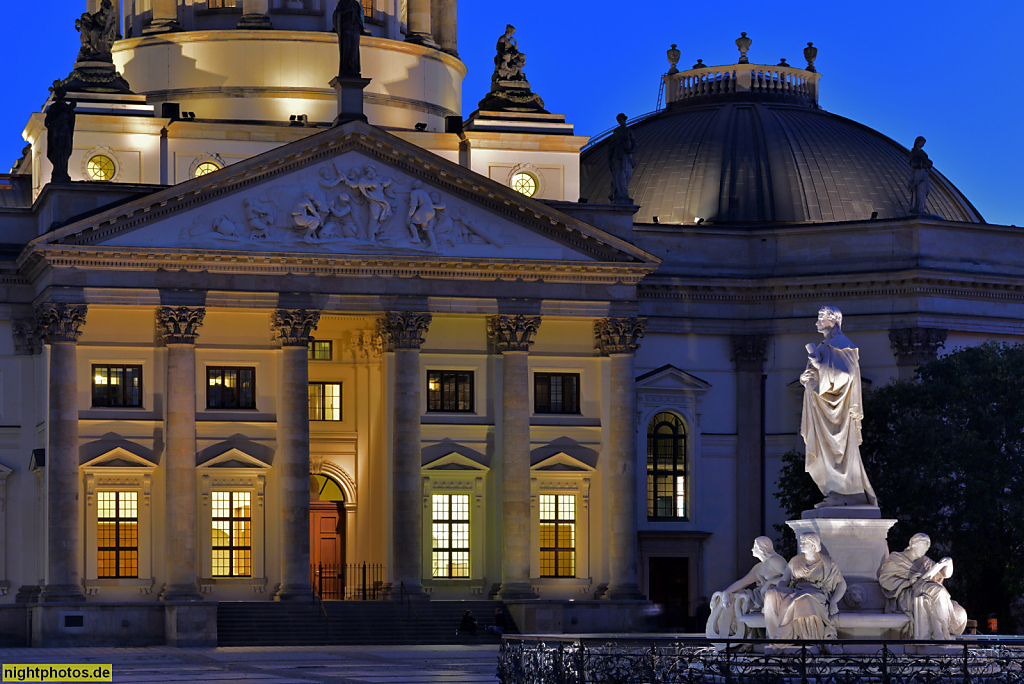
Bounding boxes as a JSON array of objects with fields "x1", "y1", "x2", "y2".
[{"x1": 5, "y1": 1, "x2": 1022, "y2": 227}]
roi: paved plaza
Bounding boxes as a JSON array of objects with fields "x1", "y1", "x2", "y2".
[{"x1": 0, "y1": 645, "x2": 501, "y2": 683}]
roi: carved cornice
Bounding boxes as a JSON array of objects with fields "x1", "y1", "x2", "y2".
[
  {"x1": 889, "y1": 327, "x2": 947, "y2": 367},
  {"x1": 377, "y1": 312, "x2": 432, "y2": 351},
  {"x1": 487, "y1": 315, "x2": 541, "y2": 353},
  {"x1": 595, "y1": 317, "x2": 647, "y2": 356},
  {"x1": 272, "y1": 309, "x2": 321, "y2": 347},
  {"x1": 12, "y1": 319, "x2": 42, "y2": 356},
  {"x1": 35, "y1": 303, "x2": 87, "y2": 343},
  {"x1": 156, "y1": 306, "x2": 206, "y2": 344},
  {"x1": 732, "y1": 334, "x2": 768, "y2": 372}
]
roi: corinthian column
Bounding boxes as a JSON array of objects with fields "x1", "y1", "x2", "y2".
[
  {"x1": 731, "y1": 334, "x2": 767, "y2": 578},
  {"x1": 488, "y1": 315, "x2": 541, "y2": 599},
  {"x1": 377, "y1": 312, "x2": 432, "y2": 597},
  {"x1": 405, "y1": 0, "x2": 438, "y2": 47},
  {"x1": 272, "y1": 309, "x2": 321, "y2": 601},
  {"x1": 37, "y1": 303, "x2": 88, "y2": 602},
  {"x1": 145, "y1": 0, "x2": 182, "y2": 34},
  {"x1": 157, "y1": 306, "x2": 205, "y2": 602},
  {"x1": 596, "y1": 317, "x2": 647, "y2": 600}
]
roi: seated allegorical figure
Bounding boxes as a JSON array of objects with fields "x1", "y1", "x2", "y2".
[
  {"x1": 706, "y1": 536, "x2": 787, "y2": 639},
  {"x1": 877, "y1": 533, "x2": 967, "y2": 640},
  {"x1": 764, "y1": 532, "x2": 847, "y2": 640}
]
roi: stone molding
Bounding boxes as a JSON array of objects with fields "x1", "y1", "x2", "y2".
[
  {"x1": 888, "y1": 327, "x2": 948, "y2": 367},
  {"x1": 377, "y1": 312, "x2": 432, "y2": 351},
  {"x1": 156, "y1": 306, "x2": 206, "y2": 344},
  {"x1": 594, "y1": 317, "x2": 647, "y2": 356},
  {"x1": 731, "y1": 334, "x2": 768, "y2": 372},
  {"x1": 272, "y1": 309, "x2": 321, "y2": 347},
  {"x1": 12, "y1": 319, "x2": 42, "y2": 356},
  {"x1": 487, "y1": 315, "x2": 541, "y2": 353},
  {"x1": 35, "y1": 303, "x2": 87, "y2": 343}
]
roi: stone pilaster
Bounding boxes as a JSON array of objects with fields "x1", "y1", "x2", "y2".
[
  {"x1": 36, "y1": 303, "x2": 88, "y2": 602},
  {"x1": 377, "y1": 312, "x2": 431, "y2": 597},
  {"x1": 145, "y1": 0, "x2": 182, "y2": 34},
  {"x1": 157, "y1": 306, "x2": 205, "y2": 602},
  {"x1": 12, "y1": 319, "x2": 42, "y2": 356},
  {"x1": 731, "y1": 334, "x2": 767, "y2": 577},
  {"x1": 595, "y1": 317, "x2": 647, "y2": 600},
  {"x1": 432, "y1": 0, "x2": 457, "y2": 56},
  {"x1": 889, "y1": 328, "x2": 947, "y2": 381},
  {"x1": 488, "y1": 315, "x2": 541, "y2": 599},
  {"x1": 272, "y1": 309, "x2": 321, "y2": 601},
  {"x1": 405, "y1": 0, "x2": 438, "y2": 47}
]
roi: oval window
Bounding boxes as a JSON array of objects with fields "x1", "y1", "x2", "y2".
[
  {"x1": 86, "y1": 155, "x2": 115, "y2": 181},
  {"x1": 510, "y1": 172, "x2": 538, "y2": 197},
  {"x1": 194, "y1": 161, "x2": 221, "y2": 178}
]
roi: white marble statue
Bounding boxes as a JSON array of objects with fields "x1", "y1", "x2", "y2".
[
  {"x1": 706, "y1": 536, "x2": 787, "y2": 640},
  {"x1": 764, "y1": 532, "x2": 846, "y2": 640},
  {"x1": 800, "y1": 306, "x2": 878, "y2": 507},
  {"x1": 878, "y1": 533, "x2": 967, "y2": 640}
]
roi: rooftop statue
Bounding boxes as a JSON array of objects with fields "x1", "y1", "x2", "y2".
[
  {"x1": 492, "y1": 24, "x2": 527, "y2": 83},
  {"x1": 908, "y1": 136, "x2": 932, "y2": 215},
  {"x1": 333, "y1": 0, "x2": 365, "y2": 78},
  {"x1": 878, "y1": 533, "x2": 967, "y2": 640},
  {"x1": 75, "y1": 0, "x2": 119, "y2": 63},
  {"x1": 706, "y1": 536, "x2": 787, "y2": 640},
  {"x1": 764, "y1": 532, "x2": 846, "y2": 641},
  {"x1": 45, "y1": 83, "x2": 76, "y2": 184},
  {"x1": 476, "y1": 24, "x2": 547, "y2": 114},
  {"x1": 608, "y1": 113, "x2": 638, "y2": 204},
  {"x1": 800, "y1": 306, "x2": 878, "y2": 507}
]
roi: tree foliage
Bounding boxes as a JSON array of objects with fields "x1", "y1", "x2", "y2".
[{"x1": 775, "y1": 342, "x2": 1024, "y2": 631}]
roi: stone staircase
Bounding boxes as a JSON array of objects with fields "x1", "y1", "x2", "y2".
[{"x1": 217, "y1": 600, "x2": 507, "y2": 646}]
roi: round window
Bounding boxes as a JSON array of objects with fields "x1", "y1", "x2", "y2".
[
  {"x1": 194, "y1": 161, "x2": 221, "y2": 178},
  {"x1": 86, "y1": 155, "x2": 115, "y2": 181},
  {"x1": 510, "y1": 172, "x2": 538, "y2": 197}
]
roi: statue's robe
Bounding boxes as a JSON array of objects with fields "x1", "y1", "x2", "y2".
[
  {"x1": 878, "y1": 551, "x2": 967, "y2": 640},
  {"x1": 764, "y1": 552, "x2": 844, "y2": 640}
]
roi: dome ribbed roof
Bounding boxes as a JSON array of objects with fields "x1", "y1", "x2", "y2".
[{"x1": 581, "y1": 100, "x2": 982, "y2": 225}]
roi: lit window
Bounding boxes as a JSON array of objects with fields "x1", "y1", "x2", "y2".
[
  {"x1": 97, "y1": 491, "x2": 139, "y2": 578},
  {"x1": 510, "y1": 172, "x2": 538, "y2": 197},
  {"x1": 212, "y1": 491, "x2": 251, "y2": 577},
  {"x1": 539, "y1": 494, "x2": 575, "y2": 577},
  {"x1": 362, "y1": 0, "x2": 372, "y2": 17},
  {"x1": 647, "y1": 412, "x2": 687, "y2": 519},
  {"x1": 309, "y1": 382, "x2": 341, "y2": 421},
  {"x1": 208, "y1": 0, "x2": 237, "y2": 8},
  {"x1": 432, "y1": 494, "x2": 470, "y2": 578},
  {"x1": 86, "y1": 155, "x2": 115, "y2": 181},
  {"x1": 92, "y1": 365, "x2": 143, "y2": 407},
  {"x1": 426, "y1": 370, "x2": 473, "y2": 412},
  {"x1": 308, "y1": 339, "x2": 333, "y2": 361},
  {"x1": 207, "y1": 367, "x2": 256, "y2": 409},
  {"x1": 534, "y1": 373, "x2": 580, "y2": 414},
  {"x1": 194, "y1": 161, "x2": 220, "y2": 177}
]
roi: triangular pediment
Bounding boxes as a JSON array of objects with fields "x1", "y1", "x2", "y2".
[
  {"x1": 636, "y1": 364, "x2": 712, "y2": 393},
  {"x1": 30, "y1": 122, "x2": 656, "y2": 268},
  {"x1": 531, "y1": 452, "x2": 595, "y2": 472},
  {"x1": 422, "y1": 452, "x2": 489, "y2": 472},
  {"x1": 199, "y1": 448, "x2": 270, "y2": 469},
  {"x1": 82, "y1": 447, "x2": 157, "y2": 469}
]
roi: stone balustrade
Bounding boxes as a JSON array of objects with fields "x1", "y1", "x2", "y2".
[{"x1": 666, "y1": 63, "x2": 820, "y2": 106}]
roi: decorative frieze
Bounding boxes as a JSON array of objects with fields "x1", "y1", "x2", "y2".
[
  {"x1": 272, "y1": 309, "x2": 321, "y2": 347},
  {"x1": 889, "y1": 327, "x2": 948, "y2": 367},
  {"x1": 594, "y1": 317, "x2": 647, "y2": 356},
  {"x1": 35, "y1": 303, "x2": 87, "y2": 343},
  {"x1": 12, "y1": 319, "x2": 41, "y2": 356},
  {"x1": 377, "y1": 312, "x2": 432, "y2": 351},
  {"x1": 156, "y1": 306, "x2": 206, "y2": 344},
  {"x1": 731, "y1": 334, "x2": 768, "y2": 372},
  {"x1": 487, "y1": 315, "x2": 541, "y2": 353}
]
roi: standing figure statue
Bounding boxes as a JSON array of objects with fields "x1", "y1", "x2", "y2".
[
  {"x1": 800, "y1": 306, "x2": 878, "y2": 507},
  {"x1": 333, "y1": 0, "x2": 364, "y2": 78},
  {"x1": 878, "y1": 533, "x2": 967, "y2": 640},
  {"x1": 764, "y1": 532, "x2": 846, "y2": 641},
  {"x1": 608, "y1": 113, "x2": 637, "y2": 204},
  {"x1": 45, "y1": 83, "x2": 77, "y2": 184},
  {"x1": 706, "y1": 536, "x2": 787, "y2": 640},
  {"x1": 908, "y1": 136, "x2": 932, "y2": 215},
  {"x1": 75, "y1": 0, "x2": 119, "y2": 62},
  {"x1": 492, "y1": 24, "x2": 527, "y2": 83}
]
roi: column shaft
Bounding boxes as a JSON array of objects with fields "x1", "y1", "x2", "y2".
[
  {"x1": 433, "y1": 0, "x2": 457, "y2": 55},
  {"x1": 605, "y1": 353, "x2": 643, "y2": 599},
  {"x1": 732, "y1": 334, "x2": 767, "y2": 578},
  {"x1": 145, "y1": 0, "x2": 181, "y2": 34},
  {"x1": 498, "y1": 351, "x2": 534, "y2": 598},
  {"x1": 238, "y1": 0, "x2": 273, "y2": 29},
  {"x1": 405, "y1": 0, "x2": 437, "y2": 47},
  {"x1": 391, "y1": 348, "x2": 425, "y2": 595}
]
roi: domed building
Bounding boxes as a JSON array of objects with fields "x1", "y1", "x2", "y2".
[{"x1": 0, "y1": 2, "x2": 1019, "y2": 646}]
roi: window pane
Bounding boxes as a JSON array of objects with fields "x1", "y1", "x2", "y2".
[{"x1": 647, "y1": 413, "x2": 688, "y2": 519}]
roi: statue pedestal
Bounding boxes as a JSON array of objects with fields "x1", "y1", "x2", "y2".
[
  {"x1": 62, "y1": 61, "x2": 133, "y2": 95},
  {"x1": 331, "y1": 76, "x2": 371, "y2": 126},
  {"x1": 477, "y1": 80, "x2": 548, "y2": 114}
]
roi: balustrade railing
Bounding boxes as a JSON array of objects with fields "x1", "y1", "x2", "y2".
[
  {"x1": 310, "y1": 562, "x2": 384, "y2": 601},
  {"x1": 665, "y1": 64, "x2": 820, "y2": 106}
]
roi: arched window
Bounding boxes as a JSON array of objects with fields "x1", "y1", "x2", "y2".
[{"x1": 647, "y1": 412, "x2": 687, "y2": 520}]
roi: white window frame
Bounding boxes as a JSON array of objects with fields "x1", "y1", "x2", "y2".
[
  {"x1": 421, "y1": 452, "x2": 488, "y2": 594},
  {"x1": 530, "y1": 453, "x2": 594, "y2": 595}
]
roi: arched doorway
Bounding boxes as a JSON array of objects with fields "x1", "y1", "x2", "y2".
[{"x1": 310, "y1": 474, "x2": 346, "y2": 599}]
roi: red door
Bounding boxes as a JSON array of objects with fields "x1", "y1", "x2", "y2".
[{"x1": 310, "y1": 501, "x2": 344, "y2": 598}]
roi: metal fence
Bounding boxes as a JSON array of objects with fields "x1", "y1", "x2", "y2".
[
  {"x1": 498, "y1": 635, "x2": 1024, "y2": 683},
  {"x1": 310, "y1": 562, "x2": 384, "y2": 601}
]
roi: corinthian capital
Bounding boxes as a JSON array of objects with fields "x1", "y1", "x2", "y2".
[
  {"x1": 272, "y1": 309, "x2": 321, "y2": 347},
  {"x1": 487, "y1": 315, "x2": 541, "y2": 353},
  {"x1": 595, "y1": 317, "x2": 647, "y2": 356},
  {"x1": 889, "y1": 327, "x2": 947, "y2": 367},
  {"x1": 377, "y1": 312, "x2": 432, "y2": 351},
  {"x1": 157, "y1": 306, "x2": 206, "y2": 344},
  {"x1": 35, "y1": 303, "x2": 87, "y2": 343},
  {"x1": 731, "y1": 334, "x2": 768, "y2": 372}
]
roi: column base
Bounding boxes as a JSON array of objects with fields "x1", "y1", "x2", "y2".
[
  {"x1": 603, "y1": 583, "x2": 645, "y2": 601},
  {"x1": 237, "y1": 13, "x2": 273, "y2": 29},
  {"x1": 143, "y1": 19, "x2": 183, "y2": 35},
  {"x1": 405, "y1": 33, "x2": 439, "y2": 49},
  {"x1": 497, "y1": 581, "x2": 538, "y2": 600},
  {"x1": 159, "y1": 583, "x2": 204, "y2": 602},
  {"x1": 40, "y1": 584, "x2": 85, "y2": 603},
  {"x1": 384, "y1": 580, "x2": 429, "y2": 600},
  {"x1": 274, "y1": 583, "x2": 316, "y2": 603}
]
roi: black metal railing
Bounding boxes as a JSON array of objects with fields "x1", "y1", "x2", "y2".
[
  {"x1": 498, "y1": 635, "x2": 1024, "y2": 683},
  {"x1": 310, "y1": 562, "x2": 384, "y2": 600}
]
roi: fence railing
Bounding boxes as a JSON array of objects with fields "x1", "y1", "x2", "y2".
[{"x1": 310, "y1": 562, "x2": 384, "y2": 601}]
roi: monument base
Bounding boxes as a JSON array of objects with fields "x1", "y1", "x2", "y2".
[
  {"x1": 61, "y1": 61, "x2": 132, "y2": 95},
  {"x1": 477, "y1": 80, "x2": 548, "y2": 114},
  {"x1": 331, "y1": 76, "x2": 371, "y2": 125}
]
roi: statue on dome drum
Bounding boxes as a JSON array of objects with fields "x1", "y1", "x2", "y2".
[
  {"x1": 75, "y1": 0, "x2": 119, "y2": 63},
  {"x1": 878, "y1": 533, "x2": 968, "y2": 640},
  {"x1": 333, "y1": 0, "x2": 365, "y2": 78},
  {"x1": 493, "y1": 24, "x2": 527, "y2": 83},
  {"x1": 908, "y1": 136, "x2": 932, "y2": 215},
  {"x1": 45, "y1": 82, "x2": 76, "y2": 184},
  {"x1": 800, "y1": 306, "x2": 878, "y2": 507},
  {"x1": 608, "y1": 113, "x2": 638, "y2": 204}
]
